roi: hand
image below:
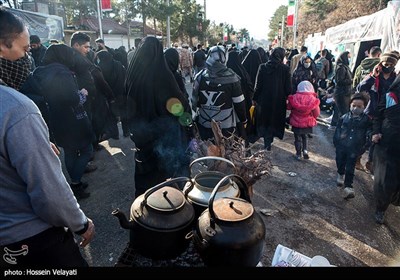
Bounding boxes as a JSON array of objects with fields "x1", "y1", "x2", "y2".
[
  {"x1": 79, "y1": 218, "x2": 95, "y2": 247},
  {"x1": 372, "y1": 63, "x2": 382, "y2": 77},
  {"x1": 50, "y1": 142, "x2": 60, "y2": 156},
  {"x1": 80, "y1": 88, "x2": 88, "y2": 96},
  {"x1": 372, "y1": 133, "x2": 382, "y2": 143}
]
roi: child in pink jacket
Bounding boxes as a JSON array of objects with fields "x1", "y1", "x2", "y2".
[{"x1": 287, "y1": 81, "x2": 320, "y2": 160}]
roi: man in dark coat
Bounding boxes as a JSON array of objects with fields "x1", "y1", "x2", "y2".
[
  {"x1": 372, "y1": 73, "x2": 400, "y2": 224},
  {"x1": 253, "y1": 47, "x2": 292, "y2": 150},
  {"x1": 29, "y1": 35, "x2": 47, "y2": 67}
]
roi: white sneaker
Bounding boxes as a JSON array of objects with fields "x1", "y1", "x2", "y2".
[
  {"x1": 336, "y1": 174, "x2": 344, "y2": 186},
  {"x1": 343, "y1": 187, "x2": 355, "y2": 199}
]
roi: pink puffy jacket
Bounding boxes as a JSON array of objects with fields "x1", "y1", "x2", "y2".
[{"x1": 287, "y1": 91, "x2": 320, "y2": 128}]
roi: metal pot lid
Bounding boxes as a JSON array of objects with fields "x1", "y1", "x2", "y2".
[
  {"x1": 147, "y1": 186, "x2": 185, "y2": 211},
  {"x1": 213, "y1": 198, "x2": 253, "y2": 222}
]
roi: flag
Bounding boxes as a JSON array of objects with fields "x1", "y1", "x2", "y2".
[
  {"x1": 101, "y1": 0, "x2": 112, "y2": 11},
  {"x1": 287, "y1": 0, "x2": 295, "y2": 27},
  {"x1": 223, "y1": 28, "x2": 228, "y2": 42}
]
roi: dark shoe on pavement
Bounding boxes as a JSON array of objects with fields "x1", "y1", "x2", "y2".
[
  {"x1": 70, "y1": 182, "x2": 90, "y2": 200},
  {"x1": 375, "y1": 211, "x2": 385, "y2": 224},
  {"x1": 84, "y1": 161, "x2": 98, "y2": 173},
  {"x1": 303, "y1": 150, "x2": 310, "y2": 160},
  {"x1": 307, "y1": 134, "x2": 313, "y2": 139}
]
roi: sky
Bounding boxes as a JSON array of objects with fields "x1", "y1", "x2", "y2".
[{"x1": 196, "y1": 0, "x2": 289, "y2": 40}]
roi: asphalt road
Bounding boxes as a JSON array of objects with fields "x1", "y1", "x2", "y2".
[{"x1": 67, "y1": 82, "x2": 400, "y2": 268}]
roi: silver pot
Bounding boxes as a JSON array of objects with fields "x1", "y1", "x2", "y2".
[{"x1": 183, "y1": 156, "x2": 240, "y2": 217}]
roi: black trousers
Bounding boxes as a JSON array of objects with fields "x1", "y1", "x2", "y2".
[
  {"x1": 335, "y1": 145, "x2": 358, "y2": 188},
  {"x1": 294, "y1": 133, "x2": 307, "y2": 155},
  {"x1": 0, "y1": 227, "x2": 88, "y2": 267}
]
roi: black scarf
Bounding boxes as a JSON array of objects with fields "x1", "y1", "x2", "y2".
[{"x1": 0, "y1": 55, "x2": 32, "y2": 90}]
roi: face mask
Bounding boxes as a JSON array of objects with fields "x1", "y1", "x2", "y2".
[
  {"x1": 304, "y1": 63, "x2": 311, "y2": 68},
  {"x1": 351, "y1": 107, "x2": 364, "y2": 116},
  {"x1": 382, "y1": 65, "x2": 394, "y2": 74}
]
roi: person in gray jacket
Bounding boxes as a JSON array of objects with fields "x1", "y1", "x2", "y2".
[{"x1": 0, "y1": 7, "x2": 94, "y2": 267}]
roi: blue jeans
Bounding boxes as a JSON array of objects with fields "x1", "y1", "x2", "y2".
[{"x1": 64, "y1": 144, "x2": 93, "y2": 183}]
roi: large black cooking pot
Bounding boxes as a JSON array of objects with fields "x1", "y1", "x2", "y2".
[
  {"x1": 112, "y1": 177, "x2": 195, "y2": 260},
  {"x1": 190, "y1": 174, "x2": 266, "y2": 267},
  {"x1": 183, "y1": 156, "x2": 240, "y2": 218}
]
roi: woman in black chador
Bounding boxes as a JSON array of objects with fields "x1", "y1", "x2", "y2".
[
  {"x1": 125, "y1": 36, "x2": 192, "y2": 198},
  {"x1": 253, "y1": 47, "x2": 292, "y2": 150}
]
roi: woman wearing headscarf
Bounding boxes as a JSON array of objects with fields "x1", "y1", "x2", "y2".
[
  {"x1": 164, "y1": 47, "x2": 188, "y2": 101},
  {"x1": 331, "y1": 51, "x2": 353, "y2": 126},
  {"x1": 21, "y1": 44, "x2": 93, "y2": 199},
  {"x1": 95, "y1": 50, "x2": 129, "y2": 137},
  {"x1": 242, "y1": 49, "x2": 262, "y2": 87},
  {"x1": 253, "y1": 47, "x2": 292, "y2": 150},
  {"x1": 227, "y1": 50, "x2": 254, "y2": 139},
  {"x1": 372, "y1": 73, "x2": 400, "y2": 224},
  {"x1": 292, "y1": 55, "x2": 318, "y2": 94},
  {"x1": 126, "y1": 36, "x2": 192, "y2": 198},
  {"x1": 192, "y1": 45, "x2": 247, "y2": 140}
]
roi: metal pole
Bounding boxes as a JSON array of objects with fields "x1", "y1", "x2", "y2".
[
  {"x1": 204, "y1": 0, "x2": 207, "y2": 46},
  {"x1": 293, "y1": 0, "x2": 298, "y2": 49},
  {"x1": 281, "y1": 15, "x2": 285, "y2": 48},
  {"x1": 97, "y1": 0, "x2": 103, "y2": 39},
  {"x1": 166, "y1": 0, "x2": 171, "y2": 48}
]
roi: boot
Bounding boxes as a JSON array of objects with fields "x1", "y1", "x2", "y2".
[{"x1": 70, "y1": 182, "x2": 90, "y2": 200}]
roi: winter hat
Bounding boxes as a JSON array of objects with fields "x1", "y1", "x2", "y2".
[
  {"x1": 380, "y1": 51, "x2": 399, "y2": 65},
  {"x1": 297, "y1": 80, "x2": 315, "y2": 93}
]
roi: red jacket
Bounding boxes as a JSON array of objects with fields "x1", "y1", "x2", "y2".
[{"x1": 287, "y1": 91, "x2": 320, "y2": 128}]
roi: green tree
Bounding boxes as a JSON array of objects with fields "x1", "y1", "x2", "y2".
[
  {"x1": 268, "y1": 5, "x2": 287, "y2": 42},
  {"x1": 59, "y1": 0, "x2": 97, "y2": 25},
  {"x1": 303, "y1": 0, "x2": 337, "y2": 20}
]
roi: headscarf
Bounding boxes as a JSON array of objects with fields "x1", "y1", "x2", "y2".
[
  {"x1": 266, "y1": 47, "x2": 286, "y2": 69},
  {"x1": 204, "y1": 45, "x2": 239, "y2": 84},
  {"x1": 0, "y1": 55, "x2": 32, "y2": 90},
  {"x1": 242, "y1": 49, "x2": 262, "y2": 86},
  {"x1": 227, "y1": 50, "x2": 253, "y2": 87},
  {"x1": 164, "y1": 48, "x2": 180, "y2": 73},
  {"x1": 126, "y1": 36, "x2": 190, "y2": 121},
  {"x1": 337, "y1": 51, "x2": 350, "y2": 66},
  {"x1": 42, "y1": 44, "x2": 75, "y2": 70}
]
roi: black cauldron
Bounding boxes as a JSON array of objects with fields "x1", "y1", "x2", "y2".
[{"x1": 112, "y1": 177, "x2": 195, "y2": 260}]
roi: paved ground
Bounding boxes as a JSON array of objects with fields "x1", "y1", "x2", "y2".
[{"x1": 66, "y1": 82, "x2": 400, "y2": 267}]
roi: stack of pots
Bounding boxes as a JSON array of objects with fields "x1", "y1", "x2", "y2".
[
  {"x1": 189, "y1": 174, "x2": 266, "y2": 267},
  {"x1": 112, "y1": 177, "x2": 195, "y2": 260},
  {"x1": 183, "y1": 156, "x2": 241, "y2": 218}
]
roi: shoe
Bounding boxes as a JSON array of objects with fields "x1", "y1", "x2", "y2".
[
  {"x1": 303, "y1": 150, "x2": 310, "y2": 160},
  {"x1": 70, "y1": 183, "x2": 90, "y2": 200},
  {"x1": 365, "y1": 161, "x2": 373, "y2": 174},
  {"x1": 343, "y1": 187, "x2": 355, "y2": 199},
  {"x1": 265, "y1": 145, "x2": 271, "y2": 151},
  {"x1": 355, "y1": 157, "x2": 364, "y2": 171},
  {"x1": 375, "y1": 211, "x2": 385, "y2": 224},
  {"x1": 336, "y1": 173, "x2": 344, "y2": 186},
  {"x1": 307, "y1": 134, "x2": 313, "y2": 139},
  {"x1": 84, "y1": 161, "x2": 98, "y2": 173},
  {"x1": 295, "y1": 154, "x2": 302, "y2": 160}
]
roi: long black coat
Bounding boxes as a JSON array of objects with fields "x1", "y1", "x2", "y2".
[
  {"x1": 253, "y1": 48, "x2": 292, "y2": 140},
  {"x1": 373, "y1": 86, "x2": 400, "y2": 211}
]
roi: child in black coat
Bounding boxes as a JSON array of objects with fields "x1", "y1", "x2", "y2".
[{"x1": 333, "y1": 92, "x2": 372, "y2": 199}]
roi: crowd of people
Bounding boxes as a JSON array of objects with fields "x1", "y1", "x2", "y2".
[{"x1": 1, "y1": 6, "x2": 399, "y2": 266}]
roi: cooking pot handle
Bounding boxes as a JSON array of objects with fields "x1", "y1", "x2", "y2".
[
  {"x1": 208, "y1": 174, "x2": 251, "y2": 227},
  {"x1": 141, "y1": 177, "x2": 191, "y2": 209},
  {"x1": 189, "y1": 156, "x2": 236, "y2": 177}
]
